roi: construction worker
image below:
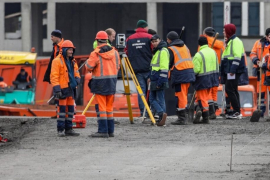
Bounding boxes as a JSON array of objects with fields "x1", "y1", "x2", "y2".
[
  {"x1": 201, "y1": 27, "x2": 225, "y2": 119},
  {"x1": 166, "y1": 31, "x2": 195, "y2": 125},
  {"x1": 221, "y1": 23, "x2": 247, "y2": 119},
  {"x1": 0, "y1": 77, "x2": 7, "y2": 88},
  {"x1": 92, "y1": 28, "x2": 120, "y2": 125},
  {"x1": 50, "y1": 40, "x2": 80, "y2": 137},
  {"x1": 148, "y1": 34, "x2": 169, "y2": 126},
  {"x1": 93, "y1": 28, "x2": 116, "y2": 49},
  {"x1": 193, "y1": 36, "x2": 219, "y2": 124},
  {"x1": 125, "y1": 20, "x2": 153, "y2": 118},
  {"x1": 261, "y1": 53, "x2": 270, "y2": 121},
  {"x1": 250, "y1": 28, "x2": 270, "y2": 119},
  {"x1": 15, "y1": 68, "x2": 32, "y2": 83},
  {"x1": 44, "y1": 30, "x2": 64, "y2": 83},
  {"x1": 86, "y1": 31, "x2": 120, "y2": 138}
]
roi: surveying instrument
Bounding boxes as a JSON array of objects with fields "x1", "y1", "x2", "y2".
[{"x1": 82, "y1": 34, "x2": 156, "y2": 125}]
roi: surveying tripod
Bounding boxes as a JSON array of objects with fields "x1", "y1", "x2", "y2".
[
  {"x1": 119, "y1": 52, "x2": 156, "y2": 125},
  {"x1": 81, "y1": 52, "x2": 156, "y2": 125}
]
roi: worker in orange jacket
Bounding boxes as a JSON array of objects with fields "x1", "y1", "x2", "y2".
[
  {"x1": 86, "y1": 31, "x2": 120, "y2": 138},
  {"x1": 0, "y1": 77, "x2": 7, "y2": 88},
  {"x1": 201, "y1": 27, "x2": 225, "y2": 119},
  {"x1": 166, "y1": 31, "x2": 195, "y2": 125},
  {"x1": 250, "y1": 28, "x2": 270, "y2": 119},
  {"x1": 50, "y1": 40, "x2": 81, "y2": 137}
]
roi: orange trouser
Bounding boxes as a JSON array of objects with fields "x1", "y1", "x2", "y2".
[
  {"x1": 257, "y1": 73, "x2": 267, "y2": 93},
  {"x1": 209, "y1": 86, "x2": 218, "y2": 103},
  {"x1": 175, "y1": 83, "x2": 190, "y2": 109},
  {"x1": 95, "y1": 94, "x2": 114, "y2": 133},
  {"x1": 57, "y1": 96, "x2": 74, "y2": 131},
  {"x1": 195, "y1": 89, "x2": 210, "y2": 112}
]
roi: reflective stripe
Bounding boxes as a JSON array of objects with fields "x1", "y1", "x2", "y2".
[
  {"x1": 107, "y1": 117, "x2": 114, "y2": 120},
  {"x1": 250, "y1": 52, "x2": 256, "y2": 55},
  {"x1": 107, "y1": 112, "x2": 113, "y2": 115},
  {"x1": 67, "y1": 112, "x2": 74, "y2": 116},
  {"x1": 160, "y1": 74, "x2": 167, "y2": 77},
  {"x1": 97, "y1": 117, "x2": 107, "y2": 120},
  {"x1": 170, "y1": 46, "x2": 192, "y2": 66},
  {"x1": 92, "y1": 75, "x2": 117, "y2": 79},
  {"x1": 198, "y1": 52, "x2": 206, "y2": 74},
  {"x1": 58, "y1": 112, "x2": 66, "y2": 116},
  {"x1": 232, "y1": 61, "x2": 240, "y2": 65},
  {"x1": 197, "y1": 70, "x2": 217, "y2": 77},
  {"x1": 99, "y1": 111, "x2": 107, "y2": 114},
  {"x1": 151, "y1": 48, "x2": 168, "y2": 67},
  {"x1": 76, "y1": 70, "x2": 79, "y2": 73},
  {"x1": 160, "y1": 70, "x2": 168, "y2": 72},
  {"x1": 177, "y1": 108, "x2": 185, "y2": 110},
  {"x1": 57, "y1": 118, "x2": 65, "y2": 121},
  {"x1": 203, "y1": 107, "x2": 209, "y2": 110},
  {"x1": 234, "y1": 57, "x2": 241, "y2": 60},
  {"x1": 66, "y1": 117, "x2": 73, "y2": 121},
  {"x1": 86, "y1": 63, "x2": 94, "y2": 69},
  {"x1": 115, "y1": 51, "x2": 119, "y2": 70},
  {"x1": 98, "y1": 56, "x2": 103, "y2": 77}
]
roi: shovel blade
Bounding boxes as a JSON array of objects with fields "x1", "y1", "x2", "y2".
[{"x1": 250, "y1": 110, "x2": 261, "y2": 122}]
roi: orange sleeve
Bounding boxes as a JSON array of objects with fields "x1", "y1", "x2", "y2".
[
  {"x1": 250, "y1": 40, "x2": 260, "y2": 64},
  {"x1": 85, "y1": 52, "x2": 98, "y2": 72},
  {"x1": 50, "y1": 58, "x2": 60, "y2": 88}
]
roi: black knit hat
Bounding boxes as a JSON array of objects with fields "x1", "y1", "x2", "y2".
[
  {"x1": 151, "y1": 34, "x2": 160, "y2": 40},
  {"x1": 167, "y1": 31, "x2": 179, "y2": 41},
  {"x1": 51, "y1": 30, "x2": 62, "y2": 38},
  {"x1": 203, "y1": 27, "x2": 216, "y2": 37},
  {"x1": 265, "y1": 28, "x2": 270, "y2": 36},
  {"x1": 0, "y1": 77, "x2": 3, "y2": 82},
  {"x1": 198, "y1": 36, "x2": 208, "y2": 46}
]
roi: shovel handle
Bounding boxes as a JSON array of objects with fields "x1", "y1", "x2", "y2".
[{"x1": 82, "y1": 94, "x2": 95, "y2": 115}]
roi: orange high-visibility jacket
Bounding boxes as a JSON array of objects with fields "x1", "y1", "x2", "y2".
[
  {"x1": 50, "y1": 54, "x2": 80, "y2": 90},
  {"x1": 168, "y1": 45, "x2": 195, "y2": 84},
  {"x1": 86, "y1": 44, "x2": 120, "y2": 95},
  {"x1": 198, "y1": 35, "x2": 225, "y2": 65},
  {"x1": 250, "y1": 38, "x2": 270, "y2": 68}
]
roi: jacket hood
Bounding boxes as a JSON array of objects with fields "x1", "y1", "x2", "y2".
[
  {"x1": 205, "y1": 36, "x2": 224, "y2": 49},
  {"x1": 62, "y1": 47, "x2": 75, "y2": 60},
  {"x1": 96, "y1": 44, "x2": 115, "y2": 60},
  {"x1": 169, "y1": 39, "x2": 184, "y2": 47},
  {"x1": 153, "y1": 40, "x2": 167, "y2": 54}
]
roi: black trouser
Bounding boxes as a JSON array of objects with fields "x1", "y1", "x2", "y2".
[{"x1": 225, "y1": 73, "x2": 241, "y2": 113}]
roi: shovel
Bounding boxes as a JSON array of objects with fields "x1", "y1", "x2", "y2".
[
  {"x1": 73, "y1": 94, "x2": 95, "y2": 127},
  {"x1": 250, "y1": 66, "x2": 262, "y2": 122}
]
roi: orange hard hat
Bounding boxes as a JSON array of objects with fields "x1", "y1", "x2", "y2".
[
  {"x1": 95, "y1": 31, "x2": 108, "y2": 40},
  {"x1": 61, "y1": 40, "x2": 76, "y2": 48}
]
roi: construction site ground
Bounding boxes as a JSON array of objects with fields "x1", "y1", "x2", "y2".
[{"x1": 0, "y1": 116, "x2": 269, "y2": 180}]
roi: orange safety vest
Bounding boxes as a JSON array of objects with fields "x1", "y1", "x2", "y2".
[
  {"x1": 250, "y1": 39, "x2": 270, "y2": 68},
  {"x1": 50, "y1": 54, "x2": 80, "y2": 89},
  {"x1": 168, "y1": 45, "x2": 193, "y2": 71}
]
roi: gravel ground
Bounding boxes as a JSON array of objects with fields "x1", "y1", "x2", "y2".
[{"x1": 0, "y1": 116, "x2": 269, "y2": 180}]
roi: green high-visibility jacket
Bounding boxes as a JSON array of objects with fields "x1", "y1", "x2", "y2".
[{"x1": 193, "y1": 44, "x2": 219, "y2": 90}]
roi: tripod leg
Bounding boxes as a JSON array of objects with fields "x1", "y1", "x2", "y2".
[
  {"x1": 123, "y1": 55, "x2": 156, "y2": 125},
  {"x1": 120, "y1": 57, "x2": 134, "y2": 124}
]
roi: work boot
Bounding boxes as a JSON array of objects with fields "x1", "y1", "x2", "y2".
[
  {"x1": 171, "y1": 110, "x2": 187, "y2": 125},
  {"x1": 209, "y1": 103, "x2": 216, "y2": 120},
  {"x1": 65, "y1": 129, "x2": 80, "y2": 136},
  {"x1": 90, "y1": 132, "x2": 109, "y2": 138},
  {"x1": 193, "y1": 106, "x2": 202, "y2": 124},
  {"x1": 57, "y1": 130, "x2": 65, "y2": 137},
  {"x1": 114, "y1": 120, "x2": 120, "y2": 125},
  {"x1": 157, "y1": 113, "x2": 167, "y2": 126},
  {"x1": 202, "y1": 111, "x2": 210, "y2": 124},
  {"x1": 109, "y1": 133, "x2": 114, "y2": 137},
  {"x1": 214, "y1": 103, "x2": 219, "y2": 111}
]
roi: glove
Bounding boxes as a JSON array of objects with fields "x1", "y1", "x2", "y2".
[
  {"x1": 54, "y1": 91, "x2": 62, "y2": 100},
  {"x1": 258, "y1": 61, "x2": 264, "y2": 68}
]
